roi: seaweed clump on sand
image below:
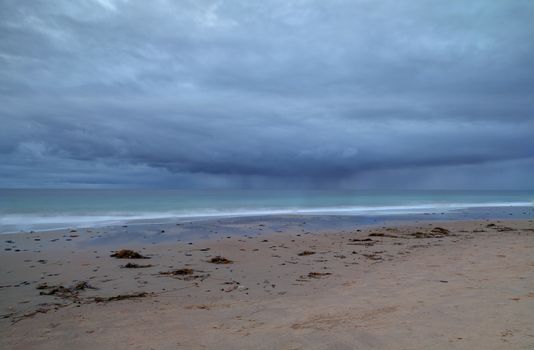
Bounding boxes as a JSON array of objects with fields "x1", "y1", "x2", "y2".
[
  {"x1": 93, "y1": 292, "x2": 149, "y2": 303},
  {"x1": 209, "y1": 256, "x2": 233, "y2": 264},
  {"x1": 121, "y1": 262, "x2": 153, "y2": 268},
  {"x1": 159, "y1": 268, "x2": 209, "y2": 281},
  {"x1": 110, "y1": 249, "x2": 150, "y2": 259},
  {"x1": 369, "y1": 232, "x2": 398, "y2": 238},
  {"x1": 159, "y1": 268, "x2": 194, "y2": 276},
  {"x1": 410, "y1": 227, "x2": 451, "y2": 239},
  {"x1": 431, "y1": 227, "x2": 450, "y2": 235},
  {"x1": 37, "y1": 281, "x2": 96, "y2": 299},
  {"x1": 307, "y1": 272, "x2": 331, "y2": 278},
  {"x1": 298, "y1": 251, "x2": 316, "y2": 256}
]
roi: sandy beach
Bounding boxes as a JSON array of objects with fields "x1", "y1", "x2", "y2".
[
  {"x1": 1, "y1": 217, "x2": 533, "y2": 349},
  {"x1": 3, "y1": 0, "x2": 534, "y2": 348}
]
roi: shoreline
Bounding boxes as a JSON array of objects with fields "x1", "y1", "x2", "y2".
[
  {"x1": 2, "y1": 215, "x2": 534, "y2": 247},
  {"x1": 1, "y1": 203, "x2": 533, "y2": 237},
  {"x1": 2, "y1": 202, "x2": 533, "y2": 235},
  {"x1": 1, "y1": 217, "x2": 533, "y2": 349}
]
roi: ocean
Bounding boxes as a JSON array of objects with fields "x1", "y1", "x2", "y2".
[{"x1": 0, "y1": 189, "x2": 533, "y2": 233}]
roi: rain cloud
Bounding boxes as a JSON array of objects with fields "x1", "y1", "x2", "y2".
[{"x1": 1, "y1": 0, "x2": 533, "y2": 188}]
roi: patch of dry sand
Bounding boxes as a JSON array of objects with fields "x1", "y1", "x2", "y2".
[{"x1": 1, "y1": 220, "x2": 533, "y2": 349}]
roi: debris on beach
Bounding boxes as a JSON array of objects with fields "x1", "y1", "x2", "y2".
[
  {"x1": 296, "y1": 271, "x2": 332, "y2": 282},
  {"x1": 35, "y1": 282, "x2": 56, "y2": 291},
  {"x1": 209, "y1": 256, "x2": 233, "y2": 264},
  {"x1": 37, "y1": 281, "x2": 96, "y2": 299},
  {"x1": 121, "y1": 262, "x2": 153, "y2": 268},
  {"x1": 222, "y1": 280, "x2": 243, "y2": 292},
  {"x1": 410, "y1": 231, "x2": 444, "y2": 239},
  {"x1": 369, "y1": 232, "x2": 398, "y2": 238},
  {"x1": 160, "y1": 268, "x2": 209, "y2": 281},
  {"x1": 297, "y1": 250, "x2": 316, "y2": 256},
  {"x1": 185, "y1": 304, "x2": 213, "y2": 310},
  {"x1": 410, "y1": 227, "x2": 450, "y2": 238},
  {"x1": 10, "y1": 305, "x2": 64, "y2": 325},
  {"x1": 348, "y1": 238, "x2": 375, "y2": 246},
  {"x1": 307, "y1": 272, "x2": 331, "y2": 278},
  {"x1": 37, "y1": 280, "x2": 150, "y2": 307},
  {"x1": 110, "y1": 249, "x2": 150, "y2": 259},
  {"x1": 93, "y1": 292, "x2": 150, "y2": 303},
  {"x1": 159, "y1": 268, "x2": 194, "y2": 276},
  {"x1": 73, "y1": 281, "x2": 93, "y2": 290},
  {"x1": 431, "y1": 227, "x2": 450, "y2": 235},
  {"x1": 362, "y1": 253, "x2": 383, "y2": 260}
]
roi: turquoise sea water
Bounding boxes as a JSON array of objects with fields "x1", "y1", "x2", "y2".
[{"x1": 0, "y1": 189, "x2": 533, "y2": 233}]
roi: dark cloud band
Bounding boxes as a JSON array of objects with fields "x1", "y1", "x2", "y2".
[{"x1": 0, "y1": 0, "x2": 533, "y2": 189}]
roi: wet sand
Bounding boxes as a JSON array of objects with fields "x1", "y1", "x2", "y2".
[{"x1": 1, "y1": 218, "x2": 533, "y2": 349}]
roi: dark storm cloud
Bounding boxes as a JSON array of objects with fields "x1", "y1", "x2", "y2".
[{"x1": 1, "y1": 0, "x2": 533, "y2": 188}]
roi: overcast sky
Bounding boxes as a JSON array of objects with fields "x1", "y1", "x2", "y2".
[{"x1": 1, "y1": 0, "x2": 533, "y2": 189}]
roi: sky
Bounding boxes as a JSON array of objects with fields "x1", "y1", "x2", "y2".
[{"x1": 0, "y1": 0, "x2": 533, "y2": 189}]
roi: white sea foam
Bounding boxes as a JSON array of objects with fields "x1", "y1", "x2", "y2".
[{"x1": 1, "y1": 201, "x2": 531, "y2": 234}]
